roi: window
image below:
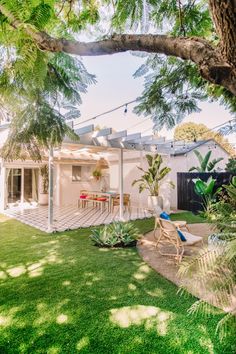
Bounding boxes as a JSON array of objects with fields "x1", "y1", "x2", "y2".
[{"x1": 72, "y1": 166, "x2": 82, "y2": 182}]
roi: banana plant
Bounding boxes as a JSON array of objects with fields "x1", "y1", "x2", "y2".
[
  {"x1": 193, "y1": 176, "x2": 222, "y2": 216},
  {"x1": 132, "y1": 154, "x2": 174, "y2": 196},
  {"x1": 189, "y1": 150, "x2": 224, "y2": 172}
]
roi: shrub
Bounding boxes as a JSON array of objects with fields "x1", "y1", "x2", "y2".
[
  {"x1": 90, "y1": 222, "x2": 140, "y2": 247},
  {"x1": 225, "y1": 157, "x2": 236, "y2": 173}
]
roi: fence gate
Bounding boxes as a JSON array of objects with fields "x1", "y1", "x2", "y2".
[{"x1": 177, "y1": 172, "x2": 235, "y2": 213}]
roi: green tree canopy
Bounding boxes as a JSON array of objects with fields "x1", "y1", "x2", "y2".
[
  {"x1": 0, "y1": 1, "x2": 236, "y2": 141},
  {"x1": 174, "y1": 122, "x2": 236, "y2": 156}
]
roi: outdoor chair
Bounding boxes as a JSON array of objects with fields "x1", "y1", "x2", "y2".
[
  {"x1": 112, "y1": 193, "x2": 131, "y2": 214},
  {"x1": 78, "y1": 190, "x2": 96, "y2": 208},
  {"x1": 154, "y1": 215, "x2": 190, "y2": 233},
  {"x1": 154, "y1": 218, "x2": 203, "y2": 263},
  {"x1": 93, "y1": 195, "x2": 109, "y2": 211}
]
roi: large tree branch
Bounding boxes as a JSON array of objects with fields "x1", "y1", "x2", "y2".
[
  {"x1": 1, "y1": 3, "x2": 236, "y2": 96},
  {"x1": 208, "y1": 0, "x2": 236, "y2": 66}
]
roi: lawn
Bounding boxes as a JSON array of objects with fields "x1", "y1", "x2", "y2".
[{"x1": 0, "y1": 213, "x2": 234, "y2": 354}]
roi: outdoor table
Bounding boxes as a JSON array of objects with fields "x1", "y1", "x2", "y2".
[{"x1": 88, "y1": 191, "x2": 117, "y2": 212}]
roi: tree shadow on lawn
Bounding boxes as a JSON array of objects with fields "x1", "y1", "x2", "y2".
[{"x1": 0, "y1": 219, "x2": 235, "y2": 354}]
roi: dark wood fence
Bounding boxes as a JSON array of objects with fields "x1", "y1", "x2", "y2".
[{"x1": 177, "y1": 172, "x2": 236, "y2": 213}]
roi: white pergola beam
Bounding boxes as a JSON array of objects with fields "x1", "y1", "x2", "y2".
[
  {"x1": 133, "y1": 135, "x2": 153, "y2": 144},
  {"x1": 123, "y1": 133, "x2": 141, "y2": 142},
  {"x1": 108, "y1": 130, "x2": 127, "y2": 141},
  {"x1": 74, "y1": 124, "x2": 95, "y2": 136},
  {"x1": 93, "y1": 127, "x2": 112, "y2": 137}
]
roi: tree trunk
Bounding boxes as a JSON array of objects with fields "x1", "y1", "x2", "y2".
[{"x1": 209, "y1": 0, "x2": 236, "y2": 66}]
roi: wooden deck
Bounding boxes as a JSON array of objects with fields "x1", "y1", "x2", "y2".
[{"x1": 4, "y1": 204, "x2": 153, "y2": 233}]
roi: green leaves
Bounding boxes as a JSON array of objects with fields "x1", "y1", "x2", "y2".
[
  {"x1": 194, "y1": 177, "x2": 216, "y2": 197},
  {"x1": 223, "y1": 177, "x2": 236, "y2": 201},
  {"x1": 189, "y1": 150, "x2": 224, "y2": 172},
  {"x1": 90, "y1": 222, "x2": 140, "y2": 247},
  {"x1": 1, "y1": 100, "x2": 79, "y2": 162},
  {"x1": 27, "y1": 3, "x2": 54, "y2": 30},
  {"x1": 207, "y1": 157, "x2": 224, "y2": 172},
  {"x1": 132, "y1": 153, "x2": 174, "y2": 196},
  {"x1": 134, "y1": 56, "x2": 206, "y2": 130}
]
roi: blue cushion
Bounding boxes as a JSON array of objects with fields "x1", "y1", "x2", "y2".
[
  {"x1": 177, "y1": 230, "x2": 187, "y2": 242},
  {"x1": 160, "y1": 212, "x2": 170, "y2": 220}
]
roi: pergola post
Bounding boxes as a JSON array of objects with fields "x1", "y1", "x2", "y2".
[
  {"x1": 118, "y1": 148, "x2": 124, "y2": 221},
  {"x1": 0, "y1": 164, "x2": 6, "y2": 211},
  {"x1": 48, "y1": 146, "x2": 54, "y2": 232}
]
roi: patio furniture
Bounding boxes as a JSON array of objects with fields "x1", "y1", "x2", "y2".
[
  {"x1": 154, "y1": 218, "x2": 190, "y2": 232},
  {"x1": 154, "y1": 218, "x2": 203, "y2": 263},
  {"x1": 112, "y1": 193, "x2": 131, "y2": 214},
  {"x1": 93, "y1": 196, "x2": 109, "y2": 211},
  {"x1": 156, "y1": 212, "x2": 190, "y2": 232},
  {"x1": 78, "y1": 190, "x2": 97, "y2": 208},
  {"x1": 78, "y1": 190, "x2": 89, "y2": 208},
  {"x1": 78, "y1": 191, "x2": 116, "y2": 212}
]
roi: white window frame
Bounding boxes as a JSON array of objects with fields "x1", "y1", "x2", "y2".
[{"x1": 72, "y1": 165, "x2": 82, "y2": 182}]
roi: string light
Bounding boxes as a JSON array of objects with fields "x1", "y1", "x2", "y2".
[
  {"x1": 69, "y1": 98, "x2": 235, "y2": 150},
  {"x1": 73, "y1": 99, "x2": 137, "y2": 128}
]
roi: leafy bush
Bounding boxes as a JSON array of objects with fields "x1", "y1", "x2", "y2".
[
  {"x1": 193, "y1": 176, "x2": 221, "y2": 217},
  {"x1": 90, "y1": 222, "x2": 140, "y2": 247},
  {"x1": 179, "y1": 176, "x2": 236, "y2": 340},
  {"x1": 225, "y1": 158, "x2": 236, "y2": 173}
]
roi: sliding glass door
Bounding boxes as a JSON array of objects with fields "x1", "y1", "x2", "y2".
[
  {"x1": 7, "y1": 168, "x2": 22, "y2": 204},
  {"x1": 7, "y1": 168, "x2": 39, "y2": 205}
]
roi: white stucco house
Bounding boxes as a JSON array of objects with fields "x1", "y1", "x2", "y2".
[{"x1": 0, "y1": 120, "x2": 231, "y2": 232}]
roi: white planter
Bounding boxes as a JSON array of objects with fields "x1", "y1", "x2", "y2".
[
  {"x1": 148, "y1": 195, "x2": 163, "y2": 215},
  {"x1": 38, "y1": 193, "x2": 48, "y2": 206}
]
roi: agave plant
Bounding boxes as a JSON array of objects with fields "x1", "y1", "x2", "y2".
[
  {"x1": 90, "y1": 222, "x2": 140, "y2": 248},
  {"x1": 132, "y1": 154, "x2": 174, "y2": 196},
  {"x1": 189, "y1": 150, "x2": 224, "y2": 172}
]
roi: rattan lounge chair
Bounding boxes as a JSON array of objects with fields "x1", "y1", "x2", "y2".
[{"x1": 154, "y1": 218, "x2": 203, "y2": 263}]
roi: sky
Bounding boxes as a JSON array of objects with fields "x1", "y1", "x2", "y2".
[{"x1": 74, "y1": 52, "x2": 235, "y2": 144}]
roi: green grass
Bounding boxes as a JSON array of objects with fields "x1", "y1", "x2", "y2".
[
  {"x1": 170, "y1": 212, "x2": 205, "y2": 224},
  {"x1": 0, "y1": 213, "x2": 234, "y2": 354}
]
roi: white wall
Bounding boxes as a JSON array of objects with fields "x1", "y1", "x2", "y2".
[
  {"x1": 57, "y1": 163, "x2": 104, "y2": 206},
  {"x1": 108, "y1": 151, "x2": 173, "y2": 210},
  {"x1": 107, "y1": 144, "x2": 230, "y2": 211},
  {"x1": 0, "y1": 128, "x2": 9, "y2": 147}
]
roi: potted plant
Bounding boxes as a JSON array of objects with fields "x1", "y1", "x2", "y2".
[
  {"x1": 132, "y1": 154, "x2": 174, "y2": 213},
  {"x1": 38, "y1": 164, "x2": 49, "y2": 205},
  {"x1": 92, "y1": 169, "x2": 102, "y2": 181}
]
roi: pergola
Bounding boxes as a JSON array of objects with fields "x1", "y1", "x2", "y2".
[{"x1": 47, "y1": 123, "x2": 184, "y2": 232}]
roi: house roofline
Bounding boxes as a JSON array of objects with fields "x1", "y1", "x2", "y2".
[{"x1": 170, "y1": 139, "x2": 230, "y2": 156}]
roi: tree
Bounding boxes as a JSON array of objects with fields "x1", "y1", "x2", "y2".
[
  {"x1": 174, "y1": 122, "x2": 236, "y2": 156},
  {"x1": 0, "y1": 1, "x2": 236, "y2": 132},
  {"x1": 189, "y1": 150, "x2": 223, "y2": 172}
]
